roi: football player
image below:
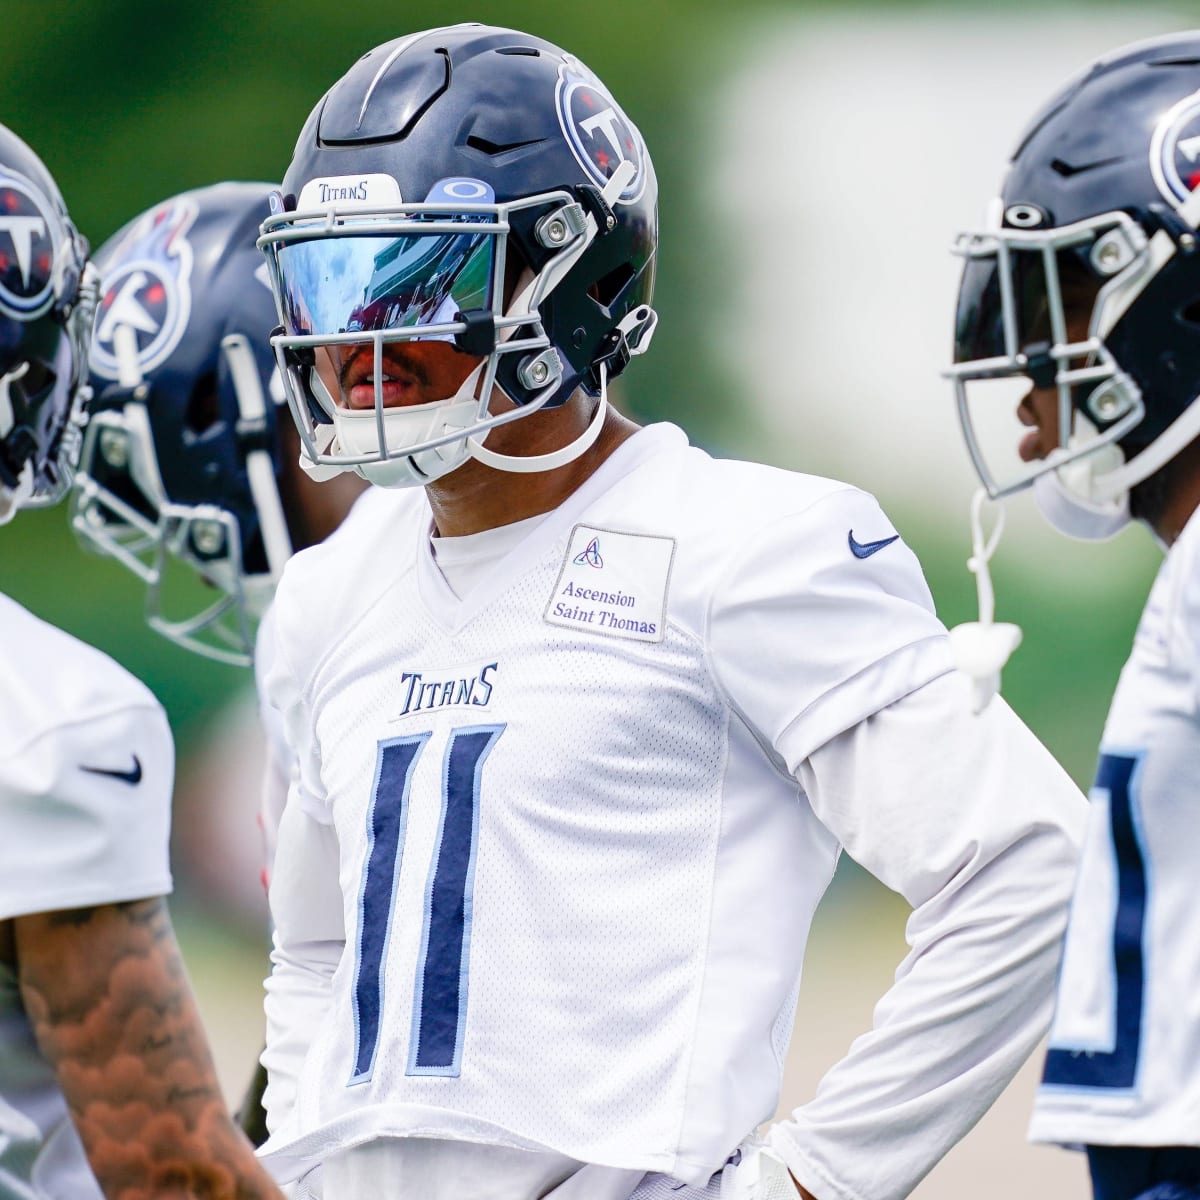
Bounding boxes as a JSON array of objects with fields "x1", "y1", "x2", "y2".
[
  {"x1": 0, "y1": 130, "x2": 284, "y2": 1197},
  {"x1": 73, "y1": 180, "x2": 367, "y2": 671},
  {"x1": 70, "y1": 180, "x2": 373, "y2": 1145},
  {"x1": 254, "y1": 23, "x2": 1087, "y2": 1200},
  {"x1": 947, "y1": 31, "x2": 1200, "y2": 1200}
]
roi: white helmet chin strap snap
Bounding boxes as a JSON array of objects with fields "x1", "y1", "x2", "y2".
[{"x1": 948, "y1": 489, "x2": 1023, "y2": 714}]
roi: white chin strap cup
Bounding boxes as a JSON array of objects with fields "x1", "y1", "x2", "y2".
[
  {"x1": 949, "y1": 489, "x2": 1023, "y2": 714},
  {"x1": 1032, "y1": 465, "x2": 1130, "y2": 542}
]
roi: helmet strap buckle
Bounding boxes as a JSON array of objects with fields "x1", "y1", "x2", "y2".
[{"x1": 572, "y1": 183, "x2": 616, "y2": 235}]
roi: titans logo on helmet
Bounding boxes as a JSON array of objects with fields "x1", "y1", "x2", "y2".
[
  {"x1": 0, "y1": 168, "x2": 59, "y2": 321},
  {"x1": 555, "y1": 63, "x2": 647, "y2": 204},
  {"x1": 91, "y1": 196, "x2": 197, "y2": 381},
  {"x1": 1150, "y1": 86, "x2": 1200, "y2": 205}
]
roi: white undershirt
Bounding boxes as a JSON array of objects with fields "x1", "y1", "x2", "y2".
[{"x1": 429, "y1": 513, "x2": 551, "y2": 600}]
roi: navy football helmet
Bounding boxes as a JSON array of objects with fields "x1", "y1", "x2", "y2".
[
  {"x1": 0, "y1": 123, "x2": 94, "y2": 524},
  {"x1": 258, "y1": 22, "x2": 658, "y2": 487},
  {"x1": 71, "y1": 183, "x2": 291, "y2": 666},
  {"x1": 1131, "y1": 1186, "x2": 1200, "y2": 1200},
  {"x1": 949, "y1": 33, "x2": 1200, "y2": 538}
]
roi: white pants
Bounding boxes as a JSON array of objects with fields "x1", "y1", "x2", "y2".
[{"x1": 300, "y1": 1137, "x2": 726, "y2": 1200}]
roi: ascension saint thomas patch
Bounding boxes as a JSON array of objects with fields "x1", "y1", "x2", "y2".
[{"x1": 544, "y1": 524, "x2": 674, "y2": 643}]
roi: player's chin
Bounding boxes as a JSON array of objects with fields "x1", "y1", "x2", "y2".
[{"x1": 1017, "y1": 428, "x2": 1049, "y2": 463}]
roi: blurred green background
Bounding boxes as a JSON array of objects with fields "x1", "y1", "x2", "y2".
[
  {"x1": 0, "y1": 5, "x2": 1192, "y2": 1195},
  {"x1": 0, "y1": 0, "x2": 1174, "y2": 787}
]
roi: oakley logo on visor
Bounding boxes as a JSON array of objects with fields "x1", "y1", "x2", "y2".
[{"x1": 424, "y1": 178, "x2": 495, "y2": 206}]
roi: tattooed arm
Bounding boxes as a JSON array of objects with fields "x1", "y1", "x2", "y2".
[{"x1": 14, "y1": 896, "x2": 285, "y2": 1200}]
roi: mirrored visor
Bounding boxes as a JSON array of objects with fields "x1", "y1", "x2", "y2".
[
  {"x1": 273, "y1": 226, "x2": 495, "y2": 339},
  {"x1": 953, "y1": 251, "x2": 1056, "y2": 365}
]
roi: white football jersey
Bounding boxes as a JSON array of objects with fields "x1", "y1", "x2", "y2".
[
  {"x1": 1031, "y1": 506, "x2": 1200, "y2": 1148},
  {"x1": 0, "y1": 592, "x2": 174, "y2": 1197},
  {"x1": 259, "y1": 424, "x2": 1085, "y2": 1198},
  {"x1": 255, "y1": 486, "x2": 408, "y2": 885}
]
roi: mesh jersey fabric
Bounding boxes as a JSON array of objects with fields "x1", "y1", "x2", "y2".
[{"x1": 1031, "y1": 503, "x2": 1200, "y2": 1148}]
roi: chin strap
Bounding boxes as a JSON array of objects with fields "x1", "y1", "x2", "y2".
[
  {"x1": 468, "y1": 295, "x2": 657, "y2": 475},
  {"x1": 468, "y1": 362, "x2": 609, "y2": 474},
  {"x1": 948, "y1": 489, "x2": 1023, "y2": 714}
]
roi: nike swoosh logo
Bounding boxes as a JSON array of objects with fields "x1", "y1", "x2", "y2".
[
  {"x1": 81, "y1": 755, "x2": 143, "y2": 785},
  {"x1": 848, "y1": 530, "x2": 900, "y2": 559}
]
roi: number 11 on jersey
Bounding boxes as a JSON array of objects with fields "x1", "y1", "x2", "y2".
[{"x1": 350, "y1": 724, "x2": 505, "y2": 1083}]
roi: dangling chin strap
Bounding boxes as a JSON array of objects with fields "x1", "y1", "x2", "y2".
[
  {"x1": 948, "y1": 489, "x2": 1023, "y2": 714},
  {"x1": 468, "y1": 363, "x2": 609, "y2": 474}
]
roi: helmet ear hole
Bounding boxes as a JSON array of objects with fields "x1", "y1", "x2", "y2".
[
  {"x1": 588, "y1": 263, "x2": 636, "y2": 313},
  {"x1": 184, "y1": 371, "x2": 221, "y2": 439}
]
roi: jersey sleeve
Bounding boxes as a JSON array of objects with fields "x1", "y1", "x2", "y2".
[
  {"x1": 255, "y1": 603, "x2": 297, "y2": 886},
  {"x1": 766, "y1": 671, "x2": 1087, "y2": 1200},
  {"x1": 0, "y1": 700, "x2": 174, "y2": 919},
  {"x1": 258, "y1": 593, "x2": 345, "y2": 1156},
  {"x1": 261, "y1": 790, "x2": 345, "y2": 1151},
  {"x1": 707, "y1": 487, "x2": 954, "y2": 761}
]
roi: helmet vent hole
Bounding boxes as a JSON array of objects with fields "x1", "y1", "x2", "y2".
[
  {"x1": 184, "y1": 373, "x2": 222, "y2": 440},
  {"x1": 1179, "y1": 299, "x2": 1200, "y2": 328},
  {"x1": 495, "y1": 46, "x2": 540, "y2": 57},
  {"x1": 588, "y1": 263, "x2": 635, "y2": 310},
  {"x1": 17, "y1": 360, "x2": 53, "y2": 404},
  {"x1": 1050, "y1": 155, "x2": 1122, "y2": 178},
  {"x1": 466, "y1": 134, "x2": 545, "y2": 157}
]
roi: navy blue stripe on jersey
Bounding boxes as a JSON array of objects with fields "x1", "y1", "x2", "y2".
[
  {"x1": 408, "y1": 724, "x2": 504, "y2": 1076},
  {"x1": 349, "y1": 733, "x2": 429, "y2": 1084},
  {"x1": 1043, "y1": 751, "x2": 1147, "y2": 1091}
]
